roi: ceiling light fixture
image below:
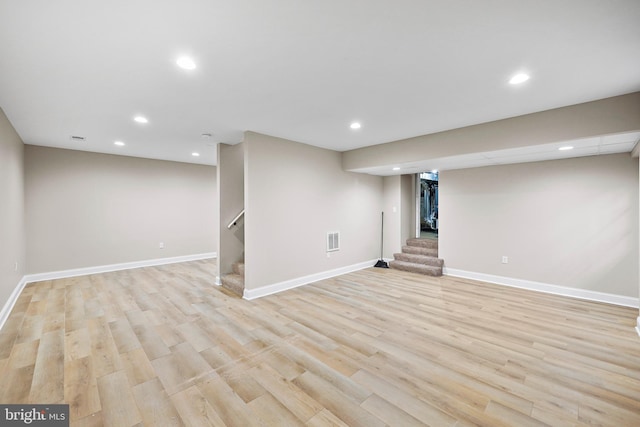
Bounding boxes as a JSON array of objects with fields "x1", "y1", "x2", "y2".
[
  {"x1": 558, "y1": 146, "x2": 574, "y2": 151},
  {"x1": 392, "y1": 167, "x2": 400, "y2": 171},
  {"x1": 192, "y1": 152, "x2": 200, "y2": 157},
  {"x1": 176, "y1": 56, "x2": 196, "y2": 70},
  {"x1": 350, "y1": 122, "x2": 361, "y2": 130},
  {"x1": 134, "y1": 116, "x2": 148, "y2": 124},
  {"x1": 114, "y1": 141, "x2": 125, "y2": 146},
  {"x1": 509, "y1": 73, "x2": 530, "y2": 85}
]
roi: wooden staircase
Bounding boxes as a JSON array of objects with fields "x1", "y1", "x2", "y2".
[
  {"x1": 389, "y1": 238, "x2": 443, "y2": 276},
  {"x1": 220, "y1": 261, "x2": 244, "y2": 296}
]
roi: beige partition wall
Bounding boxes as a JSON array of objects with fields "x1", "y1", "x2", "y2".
[
  {"x1": 25, "y1": 146, "x2": 217, "y2": 274},
  {"x1": 217, "y1": 142, "x2": 245, "y2": 283},
  {"x1": 244, "y1": 132, "x2": 383, "y2": 295},
  {"x1": 439, "y1": 153, "x2": 639, "y2": 299},
  {"x1": 382, "y1": 176, "x2": 402, "y2": 259},
  {"x1": 401, "y1": 174, "x2": 414, "y2": 242},
  {"x1": 0, "y1": 108, "x2": 26, "y2": 313}
]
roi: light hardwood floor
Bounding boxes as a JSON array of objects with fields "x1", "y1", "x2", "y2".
[{"x1": 1, "y1": 259, "x2": 639, "y2": 426}]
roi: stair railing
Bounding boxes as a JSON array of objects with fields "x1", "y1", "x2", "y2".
[{"x1": 227, "y1": 209, "x2": 245, "y2": 229}]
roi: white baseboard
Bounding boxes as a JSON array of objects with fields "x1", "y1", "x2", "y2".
[
  {"x1": 23, "y1": 252, "x2": 217, "y2": 284},
  {"x1": 243, "y1": 259, "x2": 378, "y2": 300},
  {"x1": 0, "y1": 252, "x2": 217, "y2": 332},
  {"x1": 0, "y1": 276, "x2": 28, "y2": 332},
  {"x1": 444, "y1": 267, "x2": 639, "y2": 308}
]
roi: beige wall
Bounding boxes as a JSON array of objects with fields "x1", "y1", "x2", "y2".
[
  {"x1": 439, "y1": 153, "x2": 639, "y2": 297},
  {"x1": 25, "y1": 146, "x2": 217, "y2": 273},
  {"x1": 401, "y1": 174, "x2": 414, "y2": 243},
  {"x1": 381, "y1": 175, "x2": 415, "y2": 258},
  {"x1": 382, "y1": 176, "x2": 402, "y2": 258},
  {"x1": 343, "y1": 92, "x2": 640, "y2": 172},
  {"x1": 244, "y1": 132, "x2": 383, "y2": 290},
  {"x1": 0, "y1": 108, "x2": 26, "y2": 307}
]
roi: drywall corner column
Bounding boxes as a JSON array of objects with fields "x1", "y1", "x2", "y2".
[
  {"x1": 0, "y1": 108, "x2": 25, "y2": 313},
  {"x1": 401, "y1": 174, "x2": 414, "y2": 243},
  {"x1": 217, "y1": 142, "x2": 245, "y2": 281},
  {"x1": 382, "y1": 176, "x2": 402, "y2": 259}
]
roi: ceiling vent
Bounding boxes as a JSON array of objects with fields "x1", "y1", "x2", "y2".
[{"x1": 70, "y1": 135, "x2": 86, "y2": 141}]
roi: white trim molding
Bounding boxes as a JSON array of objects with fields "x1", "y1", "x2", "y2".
[
  {"x1": 24, "y1": 252, "x2": 217, "y2": 283},
  {"x1": 636, "y1": 317, "x2": 640, "y2": 337},
  {"x1": 0, "y1": 276, "x2": 28, "y2": 332},
  {"x1": 444, "y1": 267, "x2": 639, "y2": 308},
  {"x1": 243, "y1": 259, "x2": 378, "y2": 300}
]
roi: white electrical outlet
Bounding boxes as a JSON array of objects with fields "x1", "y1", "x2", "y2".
[
  {"x1": 159, "y1": 242, "x2": 165, "y2": 249},
  {"x1": 502, "y1": 256, "x2": 508, "y2": 264}
]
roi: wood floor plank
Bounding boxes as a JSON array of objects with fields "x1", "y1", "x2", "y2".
[
  {"x1": 248, "y1": 393, "x2": 305, "y2": 427},
  {"x1": 97, "y1": 370, "x2": 142, "y2": 427},
  {"x1": 170, "y1": 385, "x2": 225, "y2": 427},
  {"x1": 131, "y1": 377, "x2": 183, "y2": 427},
  {"x1": 64, "y1": 356, "x2": 101, "y2": 421},
  {"x1": 292, "y1": 370, "x2": 383, "y2": 427},
  {"x1": 1, "y1": 259, "x2": 639, "y2": 426},
  {"x1": 29, "y1": 329, "x2": 64, "y2": 403},
  {"x1": 249, "y1": 363, "x2": 323, "y2": 422}
]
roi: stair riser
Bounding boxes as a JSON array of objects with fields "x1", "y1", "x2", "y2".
[
  {"x1": 402, "y1": 246, "x2": 438, "y2": 257},
  {"x1": 232, "y1": 262, "x2": 245, "y2": 276},
  {"x1": 406, "y1": 238, "x2": 438, "y2": 249},
  {"x1": 389, "y1": 261, "x2": 442, "y2": 277},
  {"x1": 393, "y1": 253, "x2": 444, "y2": 267}
]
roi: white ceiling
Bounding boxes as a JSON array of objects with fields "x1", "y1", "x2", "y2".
[{"x1": 0, "y1": 0, "x2": 639, "y2": 170}]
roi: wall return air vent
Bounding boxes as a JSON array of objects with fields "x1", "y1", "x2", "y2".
[{"x1": 327, "y1": 231, "x2": 340, "y2": 252}]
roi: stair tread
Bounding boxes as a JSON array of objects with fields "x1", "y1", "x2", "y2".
[{"x1": 402, "y1": 245, "x2": 438, "y2": 256}]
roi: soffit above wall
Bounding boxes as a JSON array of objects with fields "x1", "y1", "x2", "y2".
[{"x1": 353, "y1": 131, "x2": 640, "y2": 176}]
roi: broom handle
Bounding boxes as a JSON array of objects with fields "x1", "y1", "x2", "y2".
[{"x1": 380, "y1": 211, "x2": 384, "y2": 259}]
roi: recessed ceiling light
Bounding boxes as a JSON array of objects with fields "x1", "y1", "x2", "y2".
[
  {"x1": 70, "y1": 135, "x2": 86, "y2": 141},
  {"x1": 559, "y1": 146, "x2": 574, "y2": 151},
  {"x1": 192, "y1": 152, "x2": 200, "y2": 157},
  {"x1": 350, "y1": 122, "x2": 361, "y2": 130},
  {"x1": 200, "y1": 133, "x2": 212, "y2": 139},
  {"x1": 134, "y1": 116, "x2": 148, "y2": 124},
  {"x1": 509, "y1": 73, "x2": 530, "y2": 85},
  {"x1": 114, "y1": 141, "x2": 125, "y2": 146},
  {"x1": 176, "y1": 56, "x2": 196, "y2": 70},
  {"x1": 392, "y1": 167, "x2": 401, "y2": 171},
  {"x1": 431, "y1": 169, "x2": 438, "y2": 173}
]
